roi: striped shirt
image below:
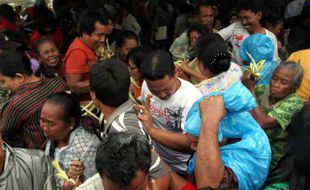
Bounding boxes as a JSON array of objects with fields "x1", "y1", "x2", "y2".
[{"x1": 0, "y1": 76, "x2": 66, "y2": 149}]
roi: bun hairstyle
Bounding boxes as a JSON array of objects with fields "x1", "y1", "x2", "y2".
[{"x1": 197, "y1": 33, "x2": 231, "y2": 75}]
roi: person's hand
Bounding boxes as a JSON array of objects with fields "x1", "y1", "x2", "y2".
[
  {"x1": 176, "y1": 65, "x2": 190, "y2": 81},
  {"x1": 179, "y1": 59, "x2": 192, "y2": 74},
  {"x1": 67, "y1": 160, "x2": 85, "y2": 183},
  {"x1": 62, "y1": 181, "x2": 75, "y2": 190},
  {"x1": 134, "y1": 94, "x2": 154, "y2": 133},
  {"x1": 241, "y1": 70, "x2": 257, "y2": 93},
  {"x1": 199, "y1": 95, "x2": 226, "y2": 127}
]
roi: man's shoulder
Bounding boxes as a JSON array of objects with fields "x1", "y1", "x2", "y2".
[{"x1": 178, "y1": 79, "x2": 202, "y2": 98}]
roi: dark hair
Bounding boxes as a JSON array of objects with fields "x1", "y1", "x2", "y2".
[
  {"x1": 0, "y1": 4, "x2": 16, "y2": 23},
  {"x1": 287, "y1": 104, "x2": 310, "y2": 172},
  {"x1": 96, "y1": 132, "x2": 151, "y2": 187},
  {"x1": 0, "y1": 50, "x2": 32, "y2": 77},
  {"x1": 197, "y1": 33, "x2": 231, "y2": 75},
  {"x1": 262, "y1": 12, "x2": 283, "y2": 28},
  {"x1": 90, "y1": 59, "x2": 130, "y2": 107},
  {"x1": 45, "y1": 92, "x2": 81, "y2": 125},
  {"x1": 78, "y1": 11, "x2": 109, "y2": 35},
  {"x1": 126, "y1": 46, "x2": 152, "y2": 70},
  {"x1": 195, "y1": 3, "x2": 212, "y2": 15},
  {"x1": 236, "y1": 0, "x2": 263, "y2": 13},
  {"x1": 187, "y1": 23, "x2": 210, "y2": 39},
  {"x1": 115, "y1": 30, "x2": 139, "y2": 49},
  {"x1": 287, "y1": 27, "x2": 308, "y2": 54},
  {"x1": 34, "y1": 5, "x2": 58, "y2": 35},
  {"x1": 35, "y1": 36, "x2": 57, "y2": 54},
  {"x1": 140, "y1": 50, "x2": 175, "y2": 81}
]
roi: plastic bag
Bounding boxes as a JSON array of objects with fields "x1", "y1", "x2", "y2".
[
  {"x1": 239, "y1": 33, "x2": 278, "y2": 85},
  {"x1": 185, "y1": 81, "x2": 271, "y2": 190}
]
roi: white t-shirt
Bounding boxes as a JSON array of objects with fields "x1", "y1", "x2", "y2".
[
  {"x1": 141, "y1": 78, "x2": 202, "y2": 174},
  {"x1": 218, "y1": 22, "x2": 280, "y2": 65}
]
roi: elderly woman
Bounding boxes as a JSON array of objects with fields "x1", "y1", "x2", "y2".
[
  {"x1": 40, "y1": 92, "x2": 100, "y2": 188},
  {"x1": 242, "y1": 61, "x2": 304, "y2": 184},
  {"x1": 35, "y1": 36, "x2": 64, "y2": 79}
]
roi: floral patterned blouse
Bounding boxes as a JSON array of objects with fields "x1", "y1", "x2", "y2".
[{"x1": 195, "y1": 62, "x2": 243, "y2": 96}]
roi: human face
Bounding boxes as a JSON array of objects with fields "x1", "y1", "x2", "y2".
[
  {"x1": 102, "y1": 170, "x2": 149, "y2": 190},
  {"x1": 118, "y1": 39, "x2": 138, "y2": 62},
  {"x1": 186, "y1": 133, "x2": 199, "y2": 151},
  {"x1": 128, "y1": 59, "x2": 141, "y2": 81},
  {"x1": 189, "y1": 31, "x2": 200, "y2": 48},
  {"x1": 38, "y1": 41, "x2": 60, "y2": 67},
  {"x1": 269, "y1": 67, "x2": 296, "y2": 100},
  {"x1": 145, "y1": 75, "x2": 179, "y2": 100},
  {"x1": 40, "y1": 102, "x2": 72, "y2": 142},
  {"x1": 239, "y1": 10, "x2": 262, "y2": 32},
  {"x1": 107, "y1": 19, "x2": 114, "y2": 35},
  {"x1": 198, "y1": 6, "x2": 214, "y2": 28},
  {"x1": 229, "y1": 15, "x2": 239, "y2": 24},
  {"x1": 0, "y1": 74, "x2": 22, "y2": 92},
  {"x1": 83, "y1": 21, "x2": 107, "y2": 50}
]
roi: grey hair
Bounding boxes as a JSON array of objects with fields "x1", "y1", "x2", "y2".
[{"x1": 276, "y1": 61, "x2": 304, "y2": 88}]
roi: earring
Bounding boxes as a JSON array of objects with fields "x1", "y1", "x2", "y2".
[{"x1": 70, "y1": 127, "x2": 74, "y2": 130}]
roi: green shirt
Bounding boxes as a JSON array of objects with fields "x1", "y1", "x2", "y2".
[{"x1": 255, "y1": 85, "x2": 304, "y2": 170}]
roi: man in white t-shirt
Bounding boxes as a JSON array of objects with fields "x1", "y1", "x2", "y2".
[
  {"x1": 136, "y1": 50, "x2": 202, "y2": 175},
  {"x1": 218, "y1": 0, "x2": 280, "y2": 65}
]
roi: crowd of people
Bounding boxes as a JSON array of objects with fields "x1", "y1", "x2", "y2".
[{"x1": 0, "y1": 0, "x2": 310, "y2": 189}]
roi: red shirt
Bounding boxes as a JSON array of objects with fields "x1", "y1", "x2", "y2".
[
  {"x1": 0, "y1": 18, "x2": 16, "y2": 30},
  {"x1": 64, "y1": 38, "x2": 97, "y2": 100},
  {"x1": 29, "y1": 27, "x2": 63, "y2": 51}
]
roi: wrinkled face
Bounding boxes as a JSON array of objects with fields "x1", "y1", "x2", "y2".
[
  {"x1": 186, "y1": 133, "x2": 199, "y2": 151},
  {"x1": 40, "y1": 102, "x2": 72, "y2": 141},
  {"x1": 189, "y1": 31, "x2": 200, "y2": 48},
  {"x1": 118, "y1": 39, "x2": 138, "y2": 62},
  {"x1": 128, "y1": 59, "x2": 142, "y2": 81},
  {"x1": 0, "y1": 74, "x2": 22, "y2": 92},
  {"x1": 239, "y1": 10, "x2": 261, "y2": 32},
  {"x1": 38, "y1": 41, "x2": 60, "y2": 67},
  {"x1": 102, "y1": 170, "x2": 149, "y2": 190},
  {"x1": 145, "y1": 75, "x2": 178, "y2": 100},
  {"x1": 198, "y1": 6, "x2": 214, "y2": 28},
  {"x1": 270, "y1": 67, "x2": 297, "y2": 99},
  {"x1": 84, "y1": 21, "x2": 107, "y2": 50},
  {"x1": 230, "y1": 15, "x2": 239, "y2": 24}
]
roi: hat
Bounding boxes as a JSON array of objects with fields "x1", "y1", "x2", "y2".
[{"x1": 0, "y1": 30, "x2": 21, "y2": 49}]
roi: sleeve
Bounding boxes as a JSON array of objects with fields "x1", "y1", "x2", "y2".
[
  {"x1": 0, "y1": 102, "x2": 23, "y2": 138},
  {"x1": 217, "y1": 23, "x2": 235, "y2": 42},
  {"x1": 64, "y1": 49, "x2": 88, "y2": 74},
  {"x1": 82, "y1": 138, "x2": 100, "y2": 179},
  {"x1": 268, "y1": 95, "x2": 304, "y2": 129},
  {"x1": 149, "y1": 150, "x2": 171, "y2": 180},
  {"x1": 287, "y1": 52, "x2": 298, "y2": 62}
]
